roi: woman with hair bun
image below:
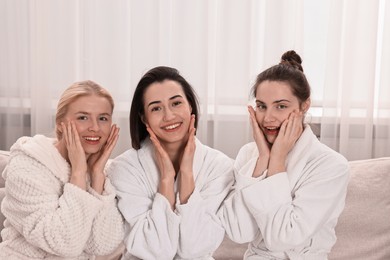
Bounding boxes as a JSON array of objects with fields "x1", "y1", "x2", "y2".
[{"x1": 219, "y1": 50, "x2": 350, "y2": 259}]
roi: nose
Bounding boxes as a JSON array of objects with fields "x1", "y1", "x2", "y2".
[
  {"x1": 88, "y1": 119, "x2": 100, "y2": 132},
  {"x1": 163, "y1": 107, "x2": 175, "y2": 121},
  {"x1": 263, "y1": 109, "x2": 275, "y2": 123}
]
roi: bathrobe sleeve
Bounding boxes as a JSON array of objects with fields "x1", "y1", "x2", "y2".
[
  {"x1": 84, "y1": 178, "x2": 124, "y2": 256},
  {"x1": 2, "y1": 155, "x2": 106, "y2": 257},
  {"x1": 175, "y1": 145, "x2": 234, "y2": 259},
  {"x1": 108, "y1": 152, "x2": 181, "y2": 260},
  {"x1": 218, "y1": 142, "x2": 262, "y2": 243},
  {"x1": 241, "y1": 152, "x2": 350, "y2": 252}
]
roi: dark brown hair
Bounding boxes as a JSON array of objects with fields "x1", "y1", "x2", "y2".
[
  {"x1": 251, "y1": 50, "x2": 311, "y2": 106},
  {"x1": 129, "y1": 66, "x2": 200, "y2": 150}
]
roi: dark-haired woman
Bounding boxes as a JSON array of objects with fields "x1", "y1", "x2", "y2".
[
  {"x1": 219, "y1": 51, "x2": 350, "y2": 259},
  {"x1": 107, "y1": 66, "x2": 234, "y2": 260}
]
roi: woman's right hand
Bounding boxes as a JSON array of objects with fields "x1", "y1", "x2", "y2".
[
  {"x1": 146, "y1": 125, "x2": 176, "y2": 209},
  {"x1": 62, "y1": 121, "x2": 88, "y2": 190},
  {"x1": 248, "y1": 105, "x2": 270, "y2": 177}
]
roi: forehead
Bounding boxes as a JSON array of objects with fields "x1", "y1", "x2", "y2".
[
  {"x1": 67, "y1": 95, "x2": 112, "y2": 114},
  {"x1": 144, "y1": 80, "x2": 185, "y2": 102},
  {"x1": 256, "y1": 81, "x2": 296, "y2": 101}
]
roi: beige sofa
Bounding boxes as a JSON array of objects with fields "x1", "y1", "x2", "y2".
[{"x1": 1, "y1": 150, "x2": 390, "y2": 259}]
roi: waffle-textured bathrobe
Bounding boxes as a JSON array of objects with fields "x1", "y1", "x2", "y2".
[
  {"x1": 107, "y1": 137, "x2": 234, "y2": 260},
  {"x1": 0, "y1": 135, "x2": 124, "y2": 260},
  {"x1": 219, "y1": 126, "x2": 350, "y2": 260}
]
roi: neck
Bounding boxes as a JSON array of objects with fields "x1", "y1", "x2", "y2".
[{"x1": 161, "y1": 140, "x2": 186, "y2": 173}]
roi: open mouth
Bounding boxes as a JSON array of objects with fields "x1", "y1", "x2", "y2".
[{"x1": 263, "y1": 126, "x2": 280, "y2": 135}]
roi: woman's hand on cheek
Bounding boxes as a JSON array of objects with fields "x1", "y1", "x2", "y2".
[
  {"x1": 87, "y1": 124, "x2": 120, "y2": 193},
  {"x1": 178, "y1": 114, "x2": 196, "y2": 204},
  {"x1": 146, "y1": 125, "x2": 175, "y2": 180},
  {"x1": 248, "y1": 106, "x2": 270, "y2": 157},
  {"x1": 146, "y1": 125, "x2": 176, "y2": 210},
  {"x1": 248, "y1": 106, "x2": 270, "y2": 177},
  {"x1": 180, "y1": 114, "x2": 196, "y2": 174},
  {"x1": 271, "y1": 110, "x2": 303, "y2": 158},
  {"x1": 62, "y1": 121, "x2": 88, "y2": 189}
]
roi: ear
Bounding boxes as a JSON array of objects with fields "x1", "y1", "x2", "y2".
[
  {"x1": 140, "y1": 113, "x2": 147, "y2": 126},
  {"x1": 301, "y1": 98, "x2": 311, "y2": 113}
]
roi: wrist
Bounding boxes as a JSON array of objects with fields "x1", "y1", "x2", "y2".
[{"x1": 267, "y1": 156, "x2": 286, "y2": 177}]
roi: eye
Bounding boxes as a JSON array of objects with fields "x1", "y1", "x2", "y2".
[
  {"x1": 99, "y1": 116, "x2": 109, "y2": 121},
  {"x1": 77, "y1": 115, "x2": 88, "y2": 120},
  {"x1": 276, "y1": 104, "x2": 288, "y2": 109},
  {"x1": 256, "y1": 103, "x2": 266, "y2": 111},
  {"x1": 172, "y1": 101, "x2": 182, "y2": 107},
  {"x1": 151, "y1": 106, "x2": 161, "y2": 112}
]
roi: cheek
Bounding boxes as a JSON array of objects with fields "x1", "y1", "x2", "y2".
[{"x1": 255, "y1": 112, "x2": 264, "y2": 123}]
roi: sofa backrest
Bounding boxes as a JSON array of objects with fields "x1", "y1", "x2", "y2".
[{"x1": 329, "y1": 157, "x2": 390, "y2": 260}]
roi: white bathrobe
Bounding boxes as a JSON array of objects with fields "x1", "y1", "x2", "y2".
[
  {"x1": 219, "y1": 126, "x2": 350, "y2": 260},
  {"x1": 107, "y1": 137, "x2": 234, "y2": 260},
  {"x1": 0, "y1": 135, "x2": 124, "y2": 260}
]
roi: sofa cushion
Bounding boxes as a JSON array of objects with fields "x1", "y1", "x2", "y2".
[{"x1": 329, "y1": 157, "x2": 390, "y2": 260}]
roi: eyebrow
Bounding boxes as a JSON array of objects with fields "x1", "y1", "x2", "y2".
[
  {"x1": 75, "y1": 111, "x2": 112, "y2": 116},
  {"x1": 256, "y1": 99, "x2": 291, "y2": 104},
  {"x1": 147, "y1": 94, "x2": 184, "y2": 107}
]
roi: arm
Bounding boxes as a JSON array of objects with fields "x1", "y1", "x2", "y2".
[
  {"x1": 146, "y1": 126, "x2": 176, "y2": 210},
  {"x1": 107, "y1": 156, "x2": 180, "y2": 260},
  {"x1": 176, "y1": 149, "x2": 235, "y2": 259},
  {"x1": 177, "y1": 114, "x2": 196, "y2": 205},
  {"x1": 241, "y1": 155, "x2": 350, "y2": 251},
  {"x1": 84, "y1": 178, "x2": 125, "y2": 256},
  {"x1": 218, "y1": 143, "x2": 263, "y2": 243},
  {"x1": 2, "y1": 157, "x2": 103, "y2": 257}
]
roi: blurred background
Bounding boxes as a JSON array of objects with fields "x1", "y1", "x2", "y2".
[{"x1": 0, "y1": 0, "x2": 389, "y2": 160}]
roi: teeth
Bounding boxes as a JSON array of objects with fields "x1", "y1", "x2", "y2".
[
  {"x1": 84, "y1": 137, "x2": 100, "y2": 141},
  {"x1": 164, "y1": 123, "x2": 180, "y2": 130}
]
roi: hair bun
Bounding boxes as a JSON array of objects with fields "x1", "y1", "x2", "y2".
[{"x1": 280, "y1": 50, "x2": 303, "y2": 72}]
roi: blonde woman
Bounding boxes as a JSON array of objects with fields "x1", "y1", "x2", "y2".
[{"x1": 0, "y1": 80, "x2": 124, "y2": 259}]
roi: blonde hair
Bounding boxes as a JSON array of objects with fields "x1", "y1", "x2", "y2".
[{"x1": 55, "y1": 80, "x2": 114, "y2": 140}]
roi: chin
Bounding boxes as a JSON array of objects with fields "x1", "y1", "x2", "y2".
[
  {"x1": 266, "y1": 137, "x2": 276, "y2": 144},
  {"x1": 83, "y1": 146, "x2": 102, "y2": 155}
]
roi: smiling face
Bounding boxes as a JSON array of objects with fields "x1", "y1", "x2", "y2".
[
  {"x1": 255, "y1": 80, "x2": 309, "y2": 144},
  {"x1": 143, "y1": 80, "x2": 192, "y2": 147},
  {"x1": 61, "y1": 95, "x2": 113, "y2": 157}
]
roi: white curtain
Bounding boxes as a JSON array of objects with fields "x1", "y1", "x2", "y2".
[
  {"x1": 321, "y1": 0, "x2": 390, "y2": 160},
  {"x1": 0, "y1": 0, "x2": 389, "y2": 160}
]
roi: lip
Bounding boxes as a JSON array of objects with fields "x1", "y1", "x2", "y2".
[
  {"x1": 262, "y1": 126, "x2": 280, "y2": 136},
  {"x1": 161, "y1": 122, "x2": 182, "y2": 131},
  {"x1": 83, "y1": 136, "x2": 101, "y2": 144}
]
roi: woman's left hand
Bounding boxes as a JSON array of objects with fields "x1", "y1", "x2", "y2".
[
  {"x1": 178, "y1": 114, "x2": 196, "y2": 204},
  {"x1": 179, "y1": 114, "x2": 196, "y2": 174},
  {"x1": 88, "y1": 124, "x2": 120, "y2": 193},
  {"x1": 268, "y1": 111, "x2": 303, "y2": 176}
]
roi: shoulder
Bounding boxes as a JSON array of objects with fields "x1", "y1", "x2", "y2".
[
  {"x1": 195, "y1": 138, "x2": 233, "y2": 165},
  {"x1": 107, "y1": 144, "x2": 153, "y2": 185},
  {"x1": 300, "y1": 129, "x2": 349, "y2": 177},
  {"x1": 235, "y1": 142, "x2": 258, "y2": 162}
]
